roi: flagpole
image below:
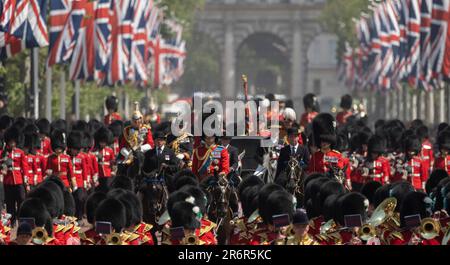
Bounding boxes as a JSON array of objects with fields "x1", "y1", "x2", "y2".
[
  {"x1": 46, "y1": 66, "x2": 52, "y2": 121},
  {"x1": 74, "y1": 80, "x2": 80, "y2": 120},
  {"x1": 31, "y1": 48, "x2": 39, "y2": 119},
  {"x1": 60, "y1": 69, "x2": 66, "y2": 119}
]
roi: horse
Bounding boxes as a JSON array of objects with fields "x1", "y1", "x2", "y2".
[
  {"x1": 275, "y1": 155, "x2": 306, "y2": 208},
  {"x1": 136, "y1": 169, "x2": 169, "y2": 229},
  {"x1": 200, "y1": 171, "x2": 240, "y2": 245}
]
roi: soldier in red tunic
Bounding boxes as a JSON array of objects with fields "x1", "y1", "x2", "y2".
[
  {"x1": 108, "y1": 120, "x2": 124, "y2": 160},
  {"x1": 416, "y1": 125, "x2": 434, "y2": 175},
  {"x1": 36, "y1": 118, "x2": 52, "y2": 158},
  {"x1": 1, "y1": 126, "x2": 29, "y2": 223},
  {"x1": 352, "y1": 135, "x2": 391, "y2": 185},
  {"x1": 103, "y1": 95, "x2": 122, "y2": 126},
  {"x1": 94, "y1": 198, "x2": 128, "y2": 245},
  {"x1": 93, "y1": 127, "x2": 114, "y2": 192},
  {"x1": 45, "y1": 129, "x2": 76, "y2": 191},
  {"x1": 393, "y1": 135, "x2": 428, "y2": 191},
  {"x1": 299, "y1": 93, "x2": 319, "y2": 132},
  {"x1": 67, "y1": 131, "x2": 89, "y2": 220},
  {"x1": 307, "y1": 113, "x2": 350, "y2": 189},
  {"x1": 23, "y1": 132, "x2": 43, "y2": 187},
  {"x1": 434, "y1": 129, "x2": 450, "y2": 175},
  {"x1": 336, "y1": 94, "x2": 353, "y2": 127}
]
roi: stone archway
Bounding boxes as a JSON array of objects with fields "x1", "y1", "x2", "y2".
[
  {"x1": 194, "y1": 0, "x2": 326, "y2": 108},
  {"x1": 235, "y1": 32, "x2": 291, "y2": 96}
]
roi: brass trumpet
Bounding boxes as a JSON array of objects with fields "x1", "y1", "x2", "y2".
[
  {"x1": 32, "y1": 227, "x2": 49, "y2": 245},
  {"x1": 183, "y1": 234, "x2": 199, "y2": 245},
  {"x1": 106, "y1": 233, "x2": 123, "y2": 245},
  {"x1": 419, "y1": 218, "x2": 441, "y2": 240},
  {"x1": 358, "y1": 224, "x2": 377, "y2": 241}
]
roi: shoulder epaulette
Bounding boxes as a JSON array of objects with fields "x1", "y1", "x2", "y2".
[{"x1": 55, "y1": 224, "x2": 65, "y2": 233}]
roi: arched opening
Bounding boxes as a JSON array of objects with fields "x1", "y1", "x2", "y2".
[
  {"x1": 176, "y1": 31, "x2": 221, "y2": 96},
  {"x1": 235, "y1": 32, "x2": 290, "y2": 96}
]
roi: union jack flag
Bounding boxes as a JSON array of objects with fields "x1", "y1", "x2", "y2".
[
  {"x1": 105, "y1": 0, "x2": 134, "y2": 85},
  {"x1": 48, "y1": 0, "x2": 84, "y2": 67},
  {"x1": 69, "y1": 1, "x2": 95, "y2": 80},
  {"x1": 428, "y1": 0, "x2": 449, "y2": 87},
  {"x1": 419, "y1": 0, "x2": 433, "y2": 90},
  {"x1": 1, "y1": 0, "x2": 48, "y2": 59},
  {"x1": 94, "y1": 0, "x2": 112, "y2": 82},
  {"x1": 406, "y1": 0, "x2": 422, "y2": 88},
  {"x1": 149, "y1": 35, "x2": 186, "y2": 88},
  {"x1": 129, "y1": 0, "x2": 148, "y2": 82}
]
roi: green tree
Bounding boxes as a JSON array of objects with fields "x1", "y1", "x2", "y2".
[{"x1": 321, "y1": 0, "x2": 369, "y2": 62}]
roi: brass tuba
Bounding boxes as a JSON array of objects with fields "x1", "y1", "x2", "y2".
[
  {"x1": 358, "y1": 224, "x2": 377, "y2": 241},
  {"x1": 419, "y1": 218, "x2": 441, "y2": 240},
  {"x1": 32, "y1": 227, "x2": 49, "y2": 245},
  {"x1": 106, "y1": 233, "x2": 123, "y2": 245}
]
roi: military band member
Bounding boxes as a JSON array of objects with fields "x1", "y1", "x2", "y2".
[
  {"x1": 416, "y1": 125, "x2": 434, "y2": 175},
  {"x1": 104, "y1": 95, "x2": 122, "y2": 126},
  {"x1": 286, "y1": 209, "x2": 319, "y2": 245},
  {"x1": 79, "y1": 192, "x2": 107, "y2": 245}
]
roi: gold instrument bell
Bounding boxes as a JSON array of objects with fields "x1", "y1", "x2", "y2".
[
  {"x1": 358, "y1": 197, "x2": 397, "y2": 241},
  {"x1": 106, "y1": 233, "x2": 123, "y2": 245},
  {"x1": 183, "y1": 234, "x2": 200, "y2": 245},
  {"x1": 419, "y1": 218, "x2": 441, "y2": 240},
  {"x1": 32, "y1": 227, "x2": 49, "y2": 245}
]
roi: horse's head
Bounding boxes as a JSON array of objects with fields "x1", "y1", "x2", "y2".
[{"x1": 137, "y1": 170, "x2": 168, "y2": 226}]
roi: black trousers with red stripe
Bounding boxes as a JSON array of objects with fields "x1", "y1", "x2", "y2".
[{"x1": 4, "y1": 184, "x2": 25, "y2": 224}]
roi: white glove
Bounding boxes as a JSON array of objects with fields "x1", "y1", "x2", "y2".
[
  {"x1": 93, "y1": 174, "x2": 98, "y2": 183},
  {"x1": 120, "y1": 148, "x2": 130, "y2": 158},
  {"x1": 24, "y1": 176, "x2": 29, "y2": 184},
  {"x1": 362, "y1": 168, "x2": 369, "y2": 176},
  {"x1": 46, "y1": 169, "x2": 53, "y2": 176},
  {"x1": 83, "y1": 181, "x2": 88, "y2": 189},
  {"x1": 34, "y1": 175, "x2": 38, "y2": 185},
  {"x1": 176, "y1": 154, "x2": 185, "y2": 160},
  {"x1": 73, "y1": 186, "x2": 78, "y2": 192},
  {"x1": 140, "y1": 144, "x2": 152, "y2": 153},
  {"x1": 422, "y1": 182, "x2": 426, "y2": 191}
]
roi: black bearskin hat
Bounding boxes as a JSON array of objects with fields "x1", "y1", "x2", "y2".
[
  {"x1": 258, "y1": 184, "x2": 284, "y2": 222},
  {"x1": 50, "y1": 119, "x2": 67, "y2": 134},
  {"x1": 179, "y1": 185, "x2": 208, "y2": 216},
  {"x1": 95, "y1": 198, "x2": 127, "y2": 232},
  {"x1": 27, "y1": 185, "x2": 61, "y2": 219},
  {"x1": 340, "y1": 94, "x2": 353, "y2": 109},
  {"x1": 426, "y1": 169, "x2": 449, "y2": 195},
  {"x1": 367, "y1": 135, "x2": 386, "y2": 155},
  {"x1": 18, "y1": 198, "x2": 53, "y2": 236},
  {"x1": 335, "y1": 192, "x2": 369, "y2": 226},
  {"x1": 402, "y1": 134, "x2": 422, "y2": 154},
  {"x1": 67, "y1": 131, "x2": 84, "y2": 150},
  {"x1": 110, "y1": 175, "x2": 134, "y2": 191},
  {"x1": 361, "y1": 181, "x2": 382, "y2": 206},
  {"x1": 4, "y1": 126, "x2": 24, "y2": 146},
  {"x1": 85, "y1": 192, "x2": 107, "y2": 224},
  {"x1": 108, "y1": 120, "x2": 124, "y2": 138},
  {"x1": 23, "y1": 132, "x2": 40, "y2": 150},
  {"x1": 390, "y1": 181, "x2": 415, "y2": 212},
  {"x1": 105, "y1": 96, "x2": 119, "y2": 112},
  {"x1": 169, "y1": 201, "x2": 201, "y2": 230},
  {"x1": 94, "y1": 127, "x2": 113, "y2": 147},
  {"x1": 437, "y1": 129, "x2": 450, "y2": 150},
  {"x1": 23, "y1": 124, "x2": 39, "y2": 134},
  {"x1": 50, "y1": 129, "x2": 66, "y2": 151},
  {"x1": 303, "y1": 93, "x2": 319, "y2": 112},
  {"x1": 312, "y1": 113, "x2": 337, "y2": 147},
  {"x1": 400, "y1": 191, "x2": 432, "y2": 228},
  {"x1": 241, "y1": 186, "x2": 261, "y2": 219},
  {"x1": 317, "y1": 180, "x2": 346, "y2": 215},
  {"x1": 238, "y1": 175, "x2": 264, "y2": 199},
  {"x1": 0, "y1": 115, "x2": 13, "y2": 130},
  {"x1": 36, "y1": 118, "x2": 51, "y2": 136},
  {"x1": 260, "y1": 190, "x2": 294, "y2": 226}
]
